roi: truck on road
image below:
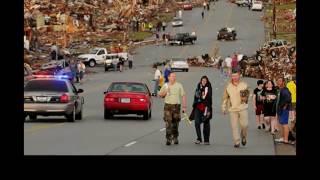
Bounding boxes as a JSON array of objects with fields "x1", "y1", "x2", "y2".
[{"x1": 78, "y1": 47, "x2": 128, "y2": 67}]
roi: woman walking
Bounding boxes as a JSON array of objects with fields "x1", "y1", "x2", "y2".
[
  {"x1": 192, "y1": 76, "x2": 213, "y2": 145},
  {"x1": 261, "y1": 80, "x2": 278, "y2": 135}
]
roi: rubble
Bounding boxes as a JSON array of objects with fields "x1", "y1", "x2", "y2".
[{"x1": 24, "y1": 0, "x2": 180, "y2": 69}]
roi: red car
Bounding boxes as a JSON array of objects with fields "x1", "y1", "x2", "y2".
[
  {"x1": 104, "y1": 82, "x2": 152, "y2": 120},
  {"x1": 183, "y1": 3, "x2": 193, "y2": 10}
]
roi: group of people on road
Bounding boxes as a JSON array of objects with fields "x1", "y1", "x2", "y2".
[
  {"x1": 219, "y1": 52, "x2": 241, "y2": 79},
  {"x1": 253, "y1": 76, "x2": 296, "y2": 144},
  {"x1": 155, "y1": 67, "x2": 296, "y2": 148},
  {"x1": 68, "y1": 59, "x2": 86, "y2": 83}
]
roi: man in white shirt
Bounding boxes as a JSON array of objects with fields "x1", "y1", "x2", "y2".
[
  {"x1": 153, "y1": 65, "x2": 162, "y2": 96},
  {"x1": 225, "y1": 55, "x2": 232, "y2": 77}
]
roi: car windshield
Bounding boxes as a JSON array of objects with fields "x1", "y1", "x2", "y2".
[
  {"x1": 24, "y1": 80, "x2": 68, "y2": 92},
  {"x1": 89, "y1": 48, "x2": 100, "y2": 54},
  {"x1": 108, "y1": 83, "x2": 148, "y2": 93}
]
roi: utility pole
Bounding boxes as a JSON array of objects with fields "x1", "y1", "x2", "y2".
[{"x1": 272, "y1": 0, "x2": 276, "y2": 39}]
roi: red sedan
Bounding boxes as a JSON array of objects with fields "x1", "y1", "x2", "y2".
[
  {"x1": 183, "y1": 3, "x2": 193, "y2": 10},
  {"x1": 104, "y1": 82, "x2": 152, "y2": 120}
]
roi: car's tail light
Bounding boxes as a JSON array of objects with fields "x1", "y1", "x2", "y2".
[
  {"x1": 139, "y1": 98, "x2": 146, "y2": 102},
  {"x1": 60, "y1": 93, "x2": 70, "y2": 103},
  {"x1": 105, "y1": 97, "x2": 115, "y2": 102}
]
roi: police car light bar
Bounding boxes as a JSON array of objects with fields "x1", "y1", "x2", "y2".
[{"x1": 34, "y1": 75, "x2": 70, "y2": 80}]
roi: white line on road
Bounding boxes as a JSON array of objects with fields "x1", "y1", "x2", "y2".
[
  {"x1": 160, "y1": 128, "x2": 166, "y2": 132},
  {"x1": 124, "y1": 141, "x2": 137, "y2": 147}
]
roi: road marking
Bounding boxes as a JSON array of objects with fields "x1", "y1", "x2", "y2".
[
  {"x1": 124, "y1": 141, "x2": 137, "y2": 147},
  {"x1": 160, "y1": 128, "x2": 166, "y2": 132},
  {"x1": 24, "y1": 123, "x2": 65, "y2": 134}
]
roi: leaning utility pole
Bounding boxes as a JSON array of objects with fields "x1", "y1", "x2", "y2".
[{"x1": 272, "y1": 0, "x2": 276, "y2": 39}]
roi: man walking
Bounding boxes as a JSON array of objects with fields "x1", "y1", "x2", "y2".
[
  {"x1": 275, "y1": 77, "x2": 293, "y2": 144},
  {"x1": 159, "y1": 72, "x2": 187, "y2": 145},
  {"x1": 221, "y1": 70, "x2": 250, "y2": 148},
  {"x1": 201, "y1": 11, "x2": 204, "y2": 19}
]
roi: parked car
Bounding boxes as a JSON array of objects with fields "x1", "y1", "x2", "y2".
[
  {"x1": 171, "y1": 17, "x2": 183, "y2": 27},
  {"x1": 24, "y1": 75, "x2": 84, "y2": 122},
  {"x1": 170, "y1": 58, "x2": 189, "y2": 72},
  {"x1": 235, "y1": 0, "x2": 250, "y2": 7},
  {"x1": 78, "y1": 47, "x2": 128, "y2": 67},
  {"x1": 217, "y1": 27, "x2": 237, "y2": 40},
  {"x1": 183, "y1": 2, "x2": 193, "y2": 10},
  {"x1": 169, "y1": 33, "x2": 197, "y2": 45},
  {"x1": 252, "y1": 0, "x2": 263, "y2": 11},
  {"x1": 104, "y1": 82, "x2": 152, "y2": 120}
]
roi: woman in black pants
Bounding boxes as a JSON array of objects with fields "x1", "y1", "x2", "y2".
[{"x1": 192, "y1": 76, "x2": 213, "y2": 145}]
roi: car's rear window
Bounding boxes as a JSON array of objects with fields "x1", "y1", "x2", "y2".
[
  {"x1": 108, "y1": 83, "x2": 148, "y2": 93},
  {"x1": 24, "y1": 80, "x2": 68, "y2": 92}
]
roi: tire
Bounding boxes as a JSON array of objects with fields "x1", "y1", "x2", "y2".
[
  {"x1": 271, "y1": 50, "x2": 277, "y2": 58},
  {"x1": 105, "y1": 67, "x2": 108, "y2": 72},
  {"x1": 143, "y1": 109, "x2": 150, "y2": 120},
  {"x1": 256, "y1": 55, "x2": 262, "y2": 62},
  {"x1": 88, "y1": 59, "x2": 96, "y2": 67},
  {"x1": 75, "y1": 107, "x2": 83, "y2": 120},
  {"x1": 104, "y1": 108, "x2": 111, "y2": 120},
  {"x1": 186, "y1": 69, "x2": 189, "y2": 72},
  {"x1": 29, "y1": 114, "x2": 37, "y2": 121},
  {"x1": 148, "y1": 109, "x2": 152, "y2": 119},
  {"x1": 217, "y1": 35, "x2": 220, "y2": 40},
  {"x1": 66, "y1": 106, "x2": 76, "y2": 122}
]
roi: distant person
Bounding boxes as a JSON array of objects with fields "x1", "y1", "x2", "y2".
[
  {"x1": 164, "y1": 64, "x2": 171, "y2": 83},
  {"x1": 153, "y1": 65, "x2": 162, "y2": 96},
  {"x1": 201, "y1": 11, "x2": 204, "y2": 19},
  {"x1": 162, "y1": 21, "x2": 166, "y2": 31},
  {"x1": 128, "y1": 53, "x2": 133, "y2": 69}
]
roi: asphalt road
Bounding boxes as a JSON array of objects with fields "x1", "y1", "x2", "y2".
[{"x1": 24, "y1": 0, "x2": 278, "y2": 155}]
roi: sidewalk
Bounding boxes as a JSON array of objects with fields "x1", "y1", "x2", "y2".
[{"x1": 273, "y1": 130, "x2": 296, "y2": 155}]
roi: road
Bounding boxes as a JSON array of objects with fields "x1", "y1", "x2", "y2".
[{"x1": 24, "y1": 0, "x2": 277, "y2": 155}]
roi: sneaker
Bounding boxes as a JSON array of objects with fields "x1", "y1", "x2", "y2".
[
  {"x1": 166, "y1": 139, "x2": 171, "y2": 145},
  {"x1": 234, "y1": 143, "x2": 240, "y2": 148},
  {"x1": 194, "y1": 140, "x2": 202, "y2": 144},
  {"x1": 241, "y1": 137, "x2": 247, "y2": 146},
  {"x1": 274, "y1": 137, "x2": 284, "y2": 143},
  {"x1": 262, "y1": 123, "x2": 266, "y2": 129},
  {"x1": 204, "y1": 142, "x2": 210, "y2": 145},
  {"x1": 173, "y1": 138, "x2": 179, "y2": 145},
  {"x1": 257, "y1": 126, "x2": 261, "y2": 130}
]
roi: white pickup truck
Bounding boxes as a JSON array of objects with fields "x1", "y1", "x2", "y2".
[{"x1": 78, "y1": 47, "x2": 128, "y2": 67}]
